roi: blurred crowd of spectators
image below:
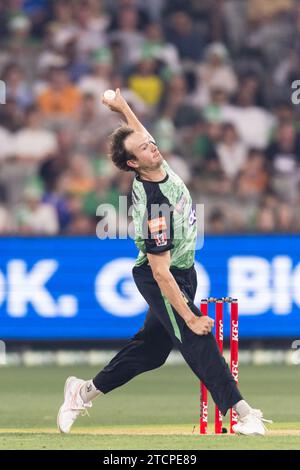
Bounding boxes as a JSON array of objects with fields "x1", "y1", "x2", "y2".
[{"x1": 0, "y1": 0, "x2": 300, "y2": 235}]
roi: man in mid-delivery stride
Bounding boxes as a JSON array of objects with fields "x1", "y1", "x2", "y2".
[{"x1": 57, "y1": 89, "x2": 270, "y2": 436}]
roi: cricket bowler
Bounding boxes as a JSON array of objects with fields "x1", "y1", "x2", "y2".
[{"x1": 57, "y1": 89, "x2": 271, "y2": 436}]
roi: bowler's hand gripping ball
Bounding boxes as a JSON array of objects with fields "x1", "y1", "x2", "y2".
[{"x1": 104, "y1": 89, "x2": 116, "y2": 100}]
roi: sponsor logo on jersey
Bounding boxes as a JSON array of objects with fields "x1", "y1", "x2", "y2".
[
  {"x1": 189, "y1": 205, "x2": 197, "y2": 226},
  {"x1": 148, "y1": 216, "x2": 167, "y2": 233}
]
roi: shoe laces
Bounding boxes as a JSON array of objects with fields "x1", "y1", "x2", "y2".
[
  {"x1": 70, "y1": 401, "x2": 92, "y2": 421},
  {"x1": 79, "y1": 403, "x2": 92, "y2": 418},
  {"x1": 70, "y1": 384, "x2": 93, "y2": 413},
  {"x1": 238, "y1": 409, "x2": 273, "y2": 432},
  {"x1": 72, "y1": 399, "x2": 92, "y2": 411},
  {"x1": 251, "y1": 409, "x2": 273, "y2": 424}
]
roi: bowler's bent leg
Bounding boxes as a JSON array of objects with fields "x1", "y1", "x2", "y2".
[{"x1": 93, "y1": 309, "x2": 173, "y2": 393}]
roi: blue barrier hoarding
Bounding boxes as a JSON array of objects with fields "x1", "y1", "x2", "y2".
[{"x1": 0, "y1": 236, "x2": 299, "y2": 340}]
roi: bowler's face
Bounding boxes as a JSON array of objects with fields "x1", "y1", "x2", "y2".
[{"x1": 124, "y1": 132, "x2": 163, "y2": 172}]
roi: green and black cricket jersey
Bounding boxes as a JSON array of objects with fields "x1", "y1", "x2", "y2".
[
  {"x1": 93, "y1": 159, "x2": 243, "y2": 413},
  {"x1": 132, "y1": 159, "x2": 197, "y2": 269}
]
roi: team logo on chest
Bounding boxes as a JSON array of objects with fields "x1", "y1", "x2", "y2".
[{"x1": 154, "y1": 232, "x2": 168, "y2": 246}]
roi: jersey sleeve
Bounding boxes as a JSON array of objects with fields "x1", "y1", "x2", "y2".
[{"x1": 143, "y1": 189, "x2": 174, "y2": 254}]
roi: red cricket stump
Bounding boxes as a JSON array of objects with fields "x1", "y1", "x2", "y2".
[
  {"x1": 230, "y1": 299, "x2": 239, "y2": 433},
  {"x1": 200, "y1": 299, "x2": 208, "y2": 434},
  {"x1": 199, "y1": 297, "x2": 239, "y2": 435},
  {"x1": 214, "y1": 300, "x2": 224, "y2": 434}
]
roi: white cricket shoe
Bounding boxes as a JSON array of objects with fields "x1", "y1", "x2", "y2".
[
  {"x1": 232, "y1": 409, "x2": 272, "y2": 436},
  {"x1": 57, "y1": 376, "x2": 92, "y2": 433}
]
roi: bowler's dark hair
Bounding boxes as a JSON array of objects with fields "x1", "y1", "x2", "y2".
[{"x1": 109, "y1": 125, "x2": 136, "y2": 172}]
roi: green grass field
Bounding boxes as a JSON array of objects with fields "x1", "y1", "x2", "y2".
[{"x1": 0, "y1": 363, "x2": 299, "y2": 450}]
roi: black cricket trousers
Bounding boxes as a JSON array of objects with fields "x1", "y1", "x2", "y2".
[{"x1": 93, "y1": 263, "x2": 242, "y2": 415}]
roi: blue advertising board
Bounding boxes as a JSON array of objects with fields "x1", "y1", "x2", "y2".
[{"x1": 0, "y1": 236, "x2": 299, "y2": 340}]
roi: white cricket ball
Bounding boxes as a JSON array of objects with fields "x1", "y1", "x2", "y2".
[{"x1": 104, "y1": 89, "x2": 116, "y2": 100}]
